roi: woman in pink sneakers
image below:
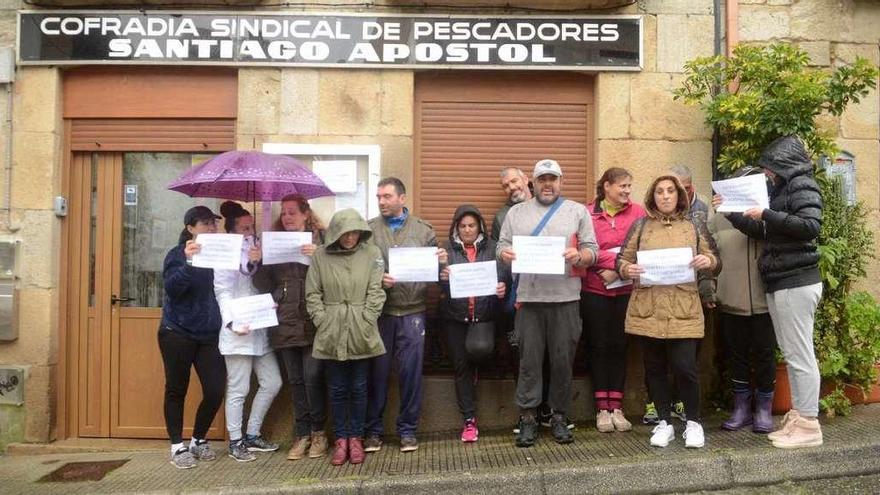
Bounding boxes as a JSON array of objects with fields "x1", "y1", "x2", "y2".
[
  {"x1": 714, "y1": 136, "x2": 824, "y2": 449},
  {"x1": 439, "y1": 205, "x2": 507, "y2": 443},
  {"x1": 616, "y1": 175, "x2": 720, "y2": 449},
  {"x1": 581, "y1": 167, "x2": 645, "y2": 433}
]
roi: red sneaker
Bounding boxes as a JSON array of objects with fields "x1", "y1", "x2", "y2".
[
  {"x1": 461, "y1": 418, "x2": 479, "y2": 442},
  {"x1": 348, "y1": 437, "x2": 365, "y2": 464},
  {"x1": 330, "y1": 438, "x2": 348, "y2": 466}
]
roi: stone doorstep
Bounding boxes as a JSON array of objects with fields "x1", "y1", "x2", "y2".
[{"x1": 5, "y1": 438, "x2": 168, "y2": 456}]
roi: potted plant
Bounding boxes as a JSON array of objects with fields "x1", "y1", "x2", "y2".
[
  {"x1": 772, "y1": 349, "x2": 791, "y2": 415},
  {"x1": 674, "y1": 42, "x2": 879, "y2": 417}
]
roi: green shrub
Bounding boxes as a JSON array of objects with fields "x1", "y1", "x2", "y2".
[
  {"x1": 675, "y1": 42, "x2": 880, "y2": 417},
  {"x1": 674, "y1": 43, "x2": 877, "y2": 173}
]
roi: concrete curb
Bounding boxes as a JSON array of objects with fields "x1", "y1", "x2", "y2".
[{"x1": 189, "y1": 441, "x2": 880, "y2": 494}]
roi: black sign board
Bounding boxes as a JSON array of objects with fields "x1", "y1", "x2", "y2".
[{"x1": 18, "y1": 12, "x2": 642, "y2": 70}]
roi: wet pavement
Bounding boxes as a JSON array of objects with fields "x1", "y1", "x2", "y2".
[{"x1": 3, "y1": 404, "x2": 880, "y2": 494}]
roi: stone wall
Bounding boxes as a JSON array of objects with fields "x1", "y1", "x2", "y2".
[
  {"x1": 238, "y1": 68, "x2": 415, "y2": 188},
  {"x1": 0, "y1": 2, "x2": 64, "y2": 450},
  {"x1": 597, "y1": 1, "x2": 715, "y2": 206}
]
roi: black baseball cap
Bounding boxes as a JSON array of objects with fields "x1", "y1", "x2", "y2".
[{"x1": 183, "y1": 205, "x2": 221, "y2": 226}]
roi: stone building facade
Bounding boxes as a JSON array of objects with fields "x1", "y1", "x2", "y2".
[{"x1": 0, "y1": 0, "x2": 877, "y2": 448}]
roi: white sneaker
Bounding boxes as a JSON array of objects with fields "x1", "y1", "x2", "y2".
[
  {"x1": 683, "y1": 420, "x2": 705, "y2": 448},
  {"x1": 611, "y1": 409, "x2": 632, "y2": 432},
  {"x1": 596, "y1": 410, "x2": 614, "y2": 433},
  {"x1": 650, "y1": 420, "x2": 675, "y2": 447}
]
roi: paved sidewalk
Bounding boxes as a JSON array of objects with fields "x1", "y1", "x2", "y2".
[{"x1": 3, "y1": 405, "x2": 880, "y2": 494}]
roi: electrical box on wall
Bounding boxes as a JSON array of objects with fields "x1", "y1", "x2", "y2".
[
  {"x1": 0, "y1": 47, "x2": 14, "y2": 84},
  {"x1": 0, "y1": 241, "x2": 19, "y2": 341},
  {"x1": 822, "y1": 151, "x2": 856, "y2": 206},
  {"x1": 0, "y1": 367, "x2": 24, "y2": 405}
]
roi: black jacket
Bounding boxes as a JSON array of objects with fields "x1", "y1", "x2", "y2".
[
  {"x1": 728, "y1": 135, "x2": 822, "y2": 293},
  {"x1": 440, "y1": 205, "x2": 506, "y2": 323},
  {"x1": 161, "y1": 244, "x2": 222, "y2": 341}
]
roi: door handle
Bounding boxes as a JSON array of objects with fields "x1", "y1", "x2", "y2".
[{"x1": 110, "y1": 294, "x2": 135, "y2": 305}]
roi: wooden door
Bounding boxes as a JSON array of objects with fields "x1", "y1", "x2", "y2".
[{"x1": 68, "y1": 151, "x2": 224, "y2": 439}]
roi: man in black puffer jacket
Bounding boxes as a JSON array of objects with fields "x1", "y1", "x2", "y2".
[
  {"x1": 714, "y1": 135, "x2": 824, "y2": 450},
  {"x1": 440, "y1": 204, "x2": 508, "y2": 443}
]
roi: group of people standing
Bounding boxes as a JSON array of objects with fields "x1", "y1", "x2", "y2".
[{"x1": 157, "y1": 134, "x2": 825, "y2": 470}]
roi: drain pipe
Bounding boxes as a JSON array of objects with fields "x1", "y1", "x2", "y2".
[
  {"x1": 726, "y1": 0, "x2": 739, "y2": 57},
  {"x1": 712, "y1": 0, "x2": 723, "y2": 181},
  {"x1": 3, "y1": 82, "x2": 11, "y2": 230},
  {"x1": 710, "y1": 0, "x2": 740, "y2": 180}
]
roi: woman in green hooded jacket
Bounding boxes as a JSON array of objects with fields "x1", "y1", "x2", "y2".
[{"x1": 305, "y1": 208, "x2": 386, "y2": 467}]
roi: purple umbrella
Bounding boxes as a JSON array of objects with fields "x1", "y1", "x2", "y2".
[{"x1": 168, "y1": 150, "x2": 335, "y2": 201}]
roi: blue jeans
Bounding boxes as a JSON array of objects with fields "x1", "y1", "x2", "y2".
[
  {"x1": 325, "y1": 359, "x2": 370, "y2": 439},
  {"x1": 365, "y1": 313, "x2": 425, "y2": 438}
]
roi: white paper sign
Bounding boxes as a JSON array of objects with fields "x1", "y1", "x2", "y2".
[
  {"x1": 261, "y1": 231, "x2": 312, "y2": 266},
  {"x1": 604, "y1": 246, "x2": 632, "y2": 289},
  {"x1": 449, "y1": 260, "x2": 498, "y2": 298},
  {"x1": 711, "y1": 174, "x2": 770, "y2": 212},
  {"x1": 389, "y1": 247, "x2": 439, "y2": 282},
  {"x1": 230, "y1": 293, "x2": 279, "y2": 331},
  {"x1": 191, "y1": 233, "x2": 243, "y2": 270},
  {"x1": 512, "y1": 235, "x2": 566, "y2": 275},
  {"x1": 313, "y1": 160, "x2": 357, "y2": 193},
  {"x1": 637, "y1": 247, "x2": 695, "y2": 286}
]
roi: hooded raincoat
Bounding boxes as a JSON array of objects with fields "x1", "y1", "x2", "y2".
[
  {"x1": 306, "y1": 209, "x2": 387, "y2": 361},
  {"x1": 727, "y1": 135, "x2": 822, "y2": 293}
]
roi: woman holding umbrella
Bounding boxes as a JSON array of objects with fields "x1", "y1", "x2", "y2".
[
  {"x1": 159, "y1": 206, "x2": 226, "y2": 469},
  {"x1": 253, "y1": 194, "x2": 329, "y2": 461}
]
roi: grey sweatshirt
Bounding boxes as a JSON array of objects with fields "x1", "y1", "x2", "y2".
[{"x1": 496, "y1": 198, "x2": 598, "y2": 303}]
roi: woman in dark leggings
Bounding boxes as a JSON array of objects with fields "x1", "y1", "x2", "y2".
[
  {"x1": 616, "y1": 176, "x2": 720, "y2": 449},
  {"x1": 439, "y1": 204, "x2": 506, "y2": 443},
  {"x1": 159, "y1": 205, "x2": 226, "y2": 469}
]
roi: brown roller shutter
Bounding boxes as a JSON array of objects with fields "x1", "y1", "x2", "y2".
[
  {"x1": 69, "y1": 119, "x2": 235, "y2": 152},
  {"x1": 63, "y1": 67, "x2": 237, "y2": 119},
  {"x1": 414, "y1": 71, "x2": 594, "y2": 245},
  {"x1": 64, "y1": 67, "x2": 237, "y2": 153}
]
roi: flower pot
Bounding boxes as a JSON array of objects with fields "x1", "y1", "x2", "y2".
[
  {"x1": 820, "y1": 381, "x2": 866, "y2": 405},
  {"x1": 867, "y1": 363, "x2": 880, "y2": 404},
  {"x1": 773, "y1": 363, "x2": 792, "y2": 415}
]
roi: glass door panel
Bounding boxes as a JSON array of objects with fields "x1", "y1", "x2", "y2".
[{"x1": 120, "y1": 153, "x2": 219, "y2": 308}]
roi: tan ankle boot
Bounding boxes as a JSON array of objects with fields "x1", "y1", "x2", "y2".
[
  {"x1": 286, "y1": 435, "x2": 311, "y2": 461},
  {"x1": 308, "y1": 431, "x2": 329, "y2": 458},
  {"x1": 771, "y1": 416, "x2": 823, "y2": 449}
]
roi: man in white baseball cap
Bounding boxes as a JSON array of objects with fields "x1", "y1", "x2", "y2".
[
  {"x1": 533, "y1": 159, "x2": 563, "y2": 179},
  {"x1": 497, "y1": 158, "x2": 598, "y2": 448}
]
